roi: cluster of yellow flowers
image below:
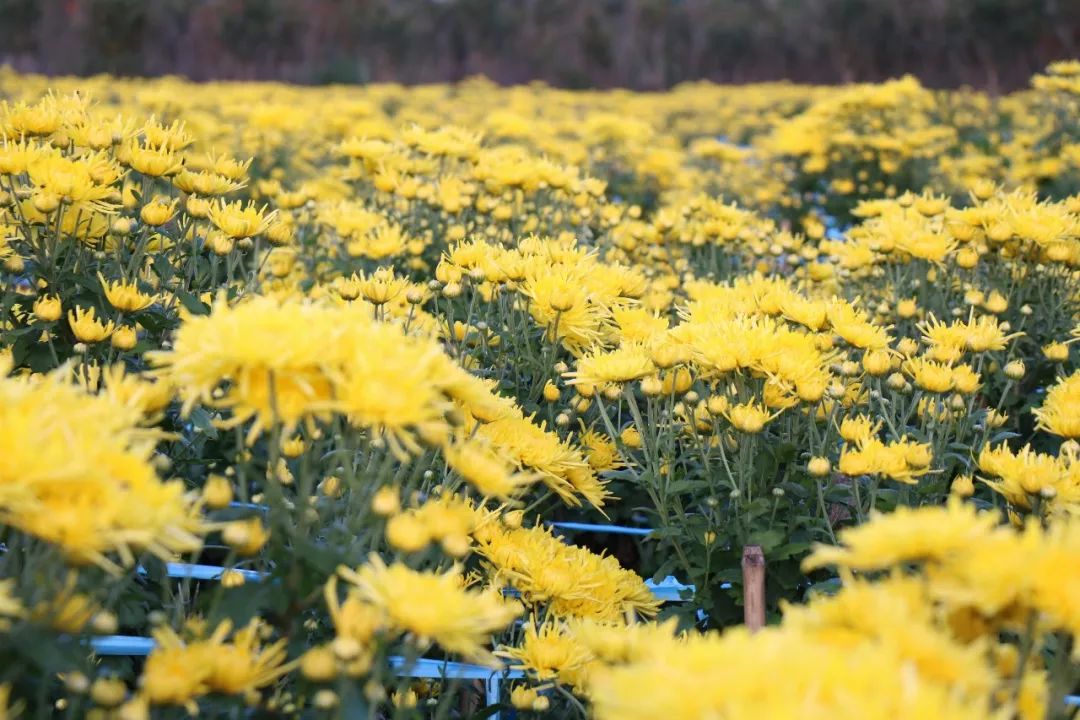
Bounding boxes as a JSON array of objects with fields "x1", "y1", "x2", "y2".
[
  {"x1": 0, "y1": 356, "x2": 200, "y2": 570},
  {"x1": 0, "y1": 59, "x2": 1077, "y2": 718},
  {"x1": 506, "y1": 500, "x2": 1079, "y2": 719}
]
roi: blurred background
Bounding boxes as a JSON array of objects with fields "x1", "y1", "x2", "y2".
[{"x1": 2, "y1": 0, "x2": 1078, "y2": 91}]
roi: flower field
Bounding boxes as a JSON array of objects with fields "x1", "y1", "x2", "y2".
[{"x1": 0, "y1": 60, "x2": 1079, "y2": 718}]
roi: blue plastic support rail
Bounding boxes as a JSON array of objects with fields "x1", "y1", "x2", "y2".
[
  {"x1": 547, "y1": 521, "x2": 653, "y2": 536},
  {"x1": 154, "y1": 562, "x2": 265, "y2": 582},
  {"x1": 226, "y1": 501, "x2": 268, "y2": 511},
  {"x1": 218, "y1": 504, "x2": 701, "y2": 602},
  {"x1": 89, "y1": 635, "x2": 156, "y2": 656},
  {"x1": 645, "y1": 576, "x2": 698, "y2": 601},
  {"x1": 156, "y1": 562, "x2": 697, "y2": 602},
  {"x1": 229, "y1": 503, "x2": 660, "y2": 539},
  {"x1": 388, "y1": 656, "x2": 524, "y2": 717},
  {"x1": 89, "y1": 637, "x2": 523, "y2": 719}
]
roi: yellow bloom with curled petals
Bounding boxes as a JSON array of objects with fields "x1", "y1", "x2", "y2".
[
  {"x1": 444, "y1": 434, "x2": 538, "y2": 499},
  {"x1": 903, "y1": 356, "x2": 955, "y2": 393},
  {"x1": 724, "y1": 400, "x2": 776, "y2": 434},
  {"x1": 567, "y1": 344, "x2": 655, "y2": 387},
  {"x1": 335, "y1": 555, "x2": 520, "y2": 662},
  {"x1": 0, "y1": 362, "x2": 201, "y2": 570},
  {"x1": 473, "y1": 523, "x2": 659, "y2": 622},
  {"x1": 141, "y1": 618, "x2": 293, "y2": 711},
  {"x1": 67, "y1": 305, "x2": 114, "y2": 343},
  {"x1": 208, "y1": 199, "x2": 276, "y2": 239},
  {"x1": 1033, "y1": 371, "x2": 1080, "y2": 439},
  {"x1": 803, "y1": 499, "x2": 999, "y2": 572},
  {"x1": 99, "y1": 273, "x2": 155, "y2": 312},
  {"x1": 32, "y1": 294, "x2": 61, "y2": 322},
  {"x1": 126, "y1": 142, "x2": 185, "y2": 177},
  {"x1": 497, "y1": 619, "x2": 595, "y2": 689},
  {"x1": 838, "y1": 436, "x2": 930, "y2": 484}
]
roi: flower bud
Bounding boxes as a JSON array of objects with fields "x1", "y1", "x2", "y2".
[
  {"x1": 281, "y1": 436, "x2": 306, "y2": 458},
  {"x1": 111, "y1": 325, "x2": 138, "y2": 351},
  {"x1": 207, "y1": 564, "x2": 242, "y2": 587},
  {"x1": 332, "y1": 637, "x2": 362, "y2": 662},
  {"x1": 620, "y1": 426, "x2": 642, "y2": 448},
  {"x1": 185, "y1": 195, "x2": 211, "y2": 218},
  {"x1": 90, "y1": 677, "x2": 127, "y2": 707},
  {"x1": 950, "y1": 475, "x2": 975, "y2": 498},
  {"x1": 1043, "y1": 342, "x2": 1068, "y2": 362},
  {"x1": 441, "y1": 533, "x2": 471, "y2": 558},
  {"x1": 222, "y1": 518, "x2": 269, "y2": 556},
  {"x1": 313, "y1": 689, "x2": 339, "y2": 710},
  {"x1": 511, "y1": 686, "x2": 539, "y2": 711},
  {"x1": 542, "y1": 380, "x2": 560, "y2": 402},
  {"x1": 862, "y1": 350, "x2": 892, "y2": 376},
  {"x1": 363, "y1": 680, "x2": 386, "y2": 703},
  {"x1": 386, "y1": 514, "x2": 429, "y2": 552},
  {"x1": 371, "y1": 486, "x2": 399, "y2": 516},
  {"x1": 33, "y1": 295, "x2": 62, "y2": 322},
  {"x1": 202, "y1": 474, "x2": 233, "y2": 509},
  {"x1": 955, "y1": 247, "x2": 978, "y2": 269},
  {"x1": 318, "y1": 475, "x2": 344, "y2": 498},
  {"x1": 33, "y1": 191, "x2": 60, "y2": 213},
  {"x1": 807, "y1": 457, "x2": 831, "y2": 477},
  {"x1": 706, "y1": 395, "x2": 729, "y2": 416},
  {"x1": 640, "y1": 376, "x2": 663, "y2": 396},
  {"x1": 64, "y1": 672, "x2": 90, "y2": 694},
  {"x1": 140, "y1": 198, "x2": 176, "y2": 226},
  {"x1": 111, "y1": 217, "x2": 134, "y2": 234},
  {"x1": 1003, "y1": 360, "x2": 1025, "y2": 380},
  {"x1": 301, "y1": 646, "x2": 339, "y2": 682},
  {"x1": 90, "y1": 610, "x2": 118, "y2": 635}
]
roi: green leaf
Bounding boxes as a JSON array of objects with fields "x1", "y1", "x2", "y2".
[
  {"x1": 874, "y1": 488, "x2": 899, "y2": 511},
  {"x1": 292, "y1": 537, "x2": 343, "y2": 576},
  {"x1": 2, "y1": 324, "x2": 40, "y2": 339},
  {"x1": 824, "y1": 485, "x2": 852, "y2": 503},
  {"x1": 747, "y1": 528, "x2": 785, "y2": 553},
  {"x1": 664, "y1": 479, "x2": 704, "y2": 495},
  {"x1": 9, "y1": 330, "x2": 40, "y2": 367},
  {"x1": 70, "y1": 273, "x2": 103, "y2": 296},
  {"x1": 189, "y1": 406, "x2": 219, "y2": 439},
  {"x1": 650, "y1": 557, "x2": 679, "y2": 584},
  {"x1": 469, "y1": 704, "x2": 510, "y2": 719},
  {"x1": 135, "y1": 309, "x2": 173, "y2": 334},
  {"x1": 174, "y1": 289, "x2": 209, "y2": 316},
  {"x1": 772, "y1": 442, "x2": 797, "y2": 463},
  {"x1": 770, "y1": 560, "x2": 807, "y2": 589},
  {"x1": 769, "y1": 541, "x2": 811, "y2": 561},
  {"x1": 151, "y1": 253, "x2": 174, "y2": 283}
]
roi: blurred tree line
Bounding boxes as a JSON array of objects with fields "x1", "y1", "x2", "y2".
[{"x1": 1, "y1": 0, "x2": 1077, "y2": 90}]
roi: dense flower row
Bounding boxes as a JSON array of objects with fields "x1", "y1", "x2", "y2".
[{"x1": 0, "y1": 61, "x2": 1077, "y2": 717}]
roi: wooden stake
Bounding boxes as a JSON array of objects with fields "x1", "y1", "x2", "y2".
[{"x1": 742, "y1": 544, "x2": 765, "y2": 631}]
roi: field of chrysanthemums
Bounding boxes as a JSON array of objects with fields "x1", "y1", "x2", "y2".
[{"x1": 0, "y1": 59, "x2": 1079, "y2": 718}]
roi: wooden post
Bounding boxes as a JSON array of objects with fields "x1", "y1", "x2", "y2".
[{"x1": 742, "y1": 544, "x2": 765, "y2": 632}]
